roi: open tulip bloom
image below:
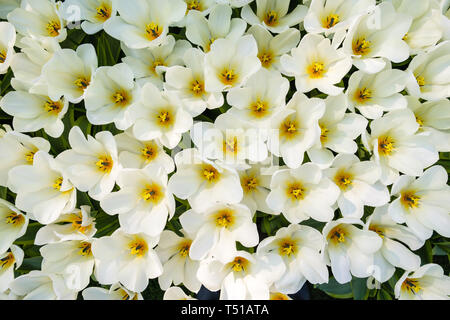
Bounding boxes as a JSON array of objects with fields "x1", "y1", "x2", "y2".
[{"x1": 0, "y1": 0, "x2": 449, "y2": 302}]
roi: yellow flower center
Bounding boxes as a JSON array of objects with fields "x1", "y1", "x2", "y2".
[
  {"x1": 156, "y1": 110, "x2": 173, "y2": 128},
  {"x1": 96, "y1": 3, "x2": 111, "y2": 22},
  {"x1": 229, "y1": 256, "x2": 249, "y2": 273},
  {"x1": 415, "y1": 75, "x2": 425, "y2": 87},
  {"x1": 328, "y1": 226, "x2": 347, "y2": 244},
  {"x1": 415, "y1": 116, "x2": 424, "y2": 127},
  {"x1": 0, "y1": 252, "x2": 15, "y2": 270},
  {"x1": 141, "y1": 183, "x2": 163, "y2": 204},
  {"x1": 186, "y1": 0, "x2": 202, "y2": 11},
  {"x1": 141, "y1": 142, "x2": 158, "y2": 162},
  {"x1": 280, "y1": 117, "x2": 299, "y2": 140},
  {"x1": 369, "y1": 225, "x2": 385, "y2": 238},
  {"x1": 0, "y1": 51, "x2": 6, "y2": 63},
  {"x1": 250, "y1": 100, "x2": 269, "y2": 118},
  {"x1": 78, "y1": 242, "x2": 92, "y2": 256},
  {"x1": 223, "y1": 136, "x2": 239, "y2": 155},
  {"x1": 401, "y1": 278, "x2": 422, "y2": 295},
  {"x1": 5, "y1": 212, "x2": 25, "y2": 226},
  {"x1": 401, "y1": 191, "x2": 420, "y2": 209},
  {"x1": 323, "y1": 14, "x2": 340, "y2": 29},
  {"x1": 150, "y1": 59, "x2": 165, "y2": 75},
  {"x1": 145, "y1": 22, "x2": 162, "y2": 41},
  {"x1": 286, "y1": 182, "x2": 306, "y2": 201},
  {"x1": 258, "y1": 51, "x2": 273, "y2": 68},
  {"x1": 213, "y1": 209, "x2": 235, "y2": 228},
  {"x1": 307, "y1": 62, "x2": 326, "y2": 79},
  {"x1": 74, "y1": 77, "x2": 90, "y2": 90},
  {"x1": 402, "y1": 33, "x2": 408, "y2": 41},
  {"x1": 264, "y1": 10, "x2": 279, "y2": 26},
  {"x1": 319, "y1": 123, "x2": 329, "y2": 144},
  {"x1": 219, "y1": 68, "x2": 238, "y2": 86},
  {"x1": 201, "y1": 164, "x2": 220, "y2": 183},
  {"x1": 53, "y1": 177, "x2": 64, "y2": 190},
  {"x1": 334, "y1": 171, "x2": 353, "y2": 191},
  {"x1": 353, "y1": 38, "x2": 371, "y2": 56},
  {"x1": 241, "y1": 175, "x2": 259, "y2": 194},
  {"x1": 190, "y1": 79, "x2": 204, "y2": 97},
  {"x1": 205, "y1": 38, "x2": 216, "y2": 52},
  {"x1": 24, "y1": 150, "x2": 36, "y2": 164},
  {"x1": 112, "y1": 90, "x2": 129, "y2": 107},
  {"x1": 129, "y1": 238, "x2": 148, "y2": 257},
  {"x1": 278, "y1": 238, "x2": 298, "y2": 257},
  {"x1": 44, "y1": 99, "x2": 63, "y2": 115},
  {"x1": 178, "y1": 240, "x2": 192, "y2": 258},
  {"x1": 270, "y1": 292, "x2": 290, "y2": 300},
  {"x1": 378, "y1": 136, "x2": 395, "y2": 156},
  {"x1": 69, "y1": 214, "x2": 91, "y2": 234},
  {"x1": 96, "y1": 155, "x2": 114, "y2": 173},
  {"x1": 46, "y1": 21, "x2": 61, "y2": 37},
  {"x1": 354, "y1": 87, "x2": 372, "y2": 104}
]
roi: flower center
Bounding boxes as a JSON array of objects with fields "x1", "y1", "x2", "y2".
[
  {"x1": 378, "y1": 136, "x2": 395, "y2": 156},
  {"x1": 44, "y1": 99, "x2": 63, "y2": 115},
  {"x1": 96, "y1": 3, "x2": 111, "y2": 22},
  {"x1": 112, "y1": 90, "x2": 129, "y2": 107},
  {"x1": 401, "y1": 192, "x2": 420, "y2": 209},
  {"x1": 0, "y1": 252, "x2": 15, "y2": 270},
  {"x1": 323, "y1": 14, "x2": 340, "y2": 29},
  {"x1": 223, "y1": 136, "x2": 239, "y2": 155},
  {"x1": 328, "y1": 226, "x2": 347, "y2": 244},
  {"x1": 354, "y1": 87, "x2": 372, "y2": 104},
  {"x1": 307, "y1": 62, "x2": 326, "y2": 79},
  {"x1": 213, "y1": 209, "x2": 235, "y2": 228},
  {"x1": 46, "y1": 21, "x2": 61, "y2": 37},
  {"x1": 96, "y1": 155, "x2": 114, "y2": 173},
  {"x1": 70, "y1": 214, "x2": 91, "y2": 234},
  {"x1": 178, "y1": 240, "x2": 192, "y2": 258},
  {"x1": 286, "y1": 182, "x2": 306, "y2": 201},
  {"x1": 278, "y1": 238, "x2": 298, "y2": 257},
  {"x1": 334, "y1": 171, "x2": 353, "y2": 191},
  {"x1": 146, "y1": 22, "x2": 162, "y2": 41},
  {"x1": 150, "y1": 59, "x2": 165, "y2": 75},
  {"x1": 415, "y1": 75, "x2": 425, "y2": 87},
  {"x1": 319, "y1": 123, "x2": 329, "y2": 144},
  {"x1": 353, "y1": 38, "x2": 371, "y2": 56},
  {"x1": 401, "y1": 278, "x2": 422, "y2": 295},
  {"x1": 5, "y1": 212, "x2": 25, "y2": 226},
  {"x1": 369, "y1": 225, "x2": 385, "y2": 238},
  {"x1": 219, "y1": 68, "x2": 238, "y2": 86},
  {"x1": 24, "y1": 150, "x2": 36, "y2": 164},
  {"x1": 129, "y1": 238, "x2": 148, "y2": 257},
  {"x1": 250, "y1": 100, "x2": 269, "y2": 118},
  {"x1": 141, "y1": 183, "x2": 163, "y2": 204},
  {"x1": 206, "y1": 38, "x2": 215, "y2": 52},
  {"x1": 258, "y1": 51, "x2": 273, "y2": 68},
  {"x1": 229, "y1": 256, "x2": 249, "y2": 273},
  {"x1": 186, "y1": 0, "x2": 202, "y2": 11},
  {"x1": 78, "y1": 242, "x2": 92, "y2": 256},
  {"x1": 280, "y1": 118, "x2": 299, "y2": 140},
  {"x1": 53, "y1": 177, "x2": 64, "y2": 190},
  {"x1": 0, "y1": 51, "x2": 6, "y2": 63},
  {"x1": 241, "y1": 176, "x2": 259, "y2": 193},
  {"x1": 264, "y1": 11, "x2": 279, "y2": 26},
  {"x1": 190, "y1": 79, "x2": 204, "y2": 97},
  {"x1": 200, "y1": 164, "x2": 220, "y2": 183},
  {"x1": 74, "y1": 77, "x2": 90, "y2": 90},
  {"x1": 156, "y1": 110, "x2": 173, "y2": 128},
  {"x1": 270, "y1": 293, "x2": 290, "y2": 300},
  {"x1": 141, "y1": 143, "x2": 158, "y2": 161}
]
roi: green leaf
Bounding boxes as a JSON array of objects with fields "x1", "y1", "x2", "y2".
[
  {"x1": 18, "y1": 256, "x2": 43, "y2": 272},
  {"x1": 0, "y1": 186, "x2": 7, "y2": 199},
  {"x1": 377, "y1": 288, "x2": 393, "y2": 300},
  {"x1": 351, "y1": 277, "x2": 369, "y2": 300},
  {"x1": 317, "y1": 277, "x2": 353, "y2": 299},
  {"x1": 14, "y1": 222, "x2": 42, "y2": 245}
]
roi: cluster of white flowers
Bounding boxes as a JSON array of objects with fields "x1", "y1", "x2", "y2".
[{"x1": 0, "y1": 0, "x2": 449, "y2": 301}]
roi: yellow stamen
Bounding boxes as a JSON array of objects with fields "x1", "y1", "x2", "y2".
[
  {"x1": 241, "y1": 176, "x2": 259, "y2": 193},
  {"x1": 78, "y1": 242, "x2": 92, "y2": 256},
  {"x1": 150, "y1": 59, "x2": 165, "y2": 75},
  {"x1": 141, "y1": 143, "x2": 158, "y2": 161},
  {"x1": 129, "y1": 238, "x2": 148, "y2": 257},
  {"x1": 46, "y1": 21, "x2": 61, "y2": 37},
  {"x1": 280, "y1": 118, "x2": 299, "y2": 140},
  {"x1": 416, "y1": 75, "x2": 425, "y2": 87},
  {"x1": 145, "y1": 23, "x2": 162, "y2": 41},
  {"x1": 178, "y1": 240, "x2": 192, "y2": 258},
  {"x1": 96, "y1": 155, "x2": 113, "y2": 173},
  {"x1": 219, "y1": 68, "x2": 237, "y2": 86},
  {"x1": 0, "y1": 51, "x2": 6, "y2": 63},
  {"x1": 353, "y1": 38, "x2": 371, "y2": 56},
  {"x1": 156, "y1": 110, "x2": 173, "y2": 128},
  {"x1": 270, "y1": 292, "x2": 290, "y2": 300},
  {"x1": 53, "y1": 177, "x2": 64, "y2": 191},
  {"x1": 24, "y1": 151, "x2": 36, "y2": 164},
  {"x1": 74, "y1": 77, "x2": 90, "y2": 90},
  {"x1": 96, "y1": 3, "x2": 111, "y2": 22},
  {"x1": 334, "y1": 171, "x2": 353, "y2": 191},
  {"x1": 307, "y1": 62, "x2": 326, "y2": 79},
  {"x1": 229, "y1": 256, "x2": 249, "y2": 273},
  {"x1": 190, "y1": 79, "x2": 204, "y2": 97},
  {"x1": 264, "y1": 11, "x2": 279, "y2": 26},
  {"x1": 206, "y1": 38, "x2": 215, "y2": 52},
  {"x1": 369, "y1": 225, "x2": 385, "y2": 238},
  {"x1": 186, "y1": 0, "x2": 202, "y2": 12},
  {"x1": 223, "y1": 136, "x2": 239, "y2": 155},
  {"x1": 141, "y1": 183, "x2": 163, "y2": 204},
  {"x1": 401, "y1": 192, "x2": 420, "y2": 209},
  {"x1": 401, "y1": 278, "x2": 422, "y2": 295},
  {"x1": 69, "y1": 214, "x2": 91, "y2": 234},
  {"x1": 319, "y1": 123, "x2": 329, "y2": 144},
  {"x1": 328, "y1": 226, "x2": 347, "y2": 244},
  {"x1": 378, "y1": 136, "x2": 395, "y2": 156},
  {"x1": 0, "y1": 252, "x2": 15, "y2": 269},
  {"x1": 201, "y1": 164, "x2": 220, "y2": 183},
  {"x1": 213, "y1": 209, "x2": 235, "y2": 228},
  {"x1": 354, "y1": 87, "x2": 372, "y2": 104},
  {"x1": 5, "y1": 212, "x2": 25, "y2": 226},
  {"x1": 286, "y1": 182, "x2": 305, "y2": 201},
  {"x1": 278, "y1": 238, "x2": 298, "y2": 257},
  {"x1": 44, "y1": 100, "x2": 63, "y2": 115},
  {"x1": 250, "y1": 101, "x2": 268, "y2": 118},
  {"x1": 323, "y1": 14, "x2": 340, "y2": 29},
  {"x1": 258, "y1": 51, "x2": 273, "y2": 68}
]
